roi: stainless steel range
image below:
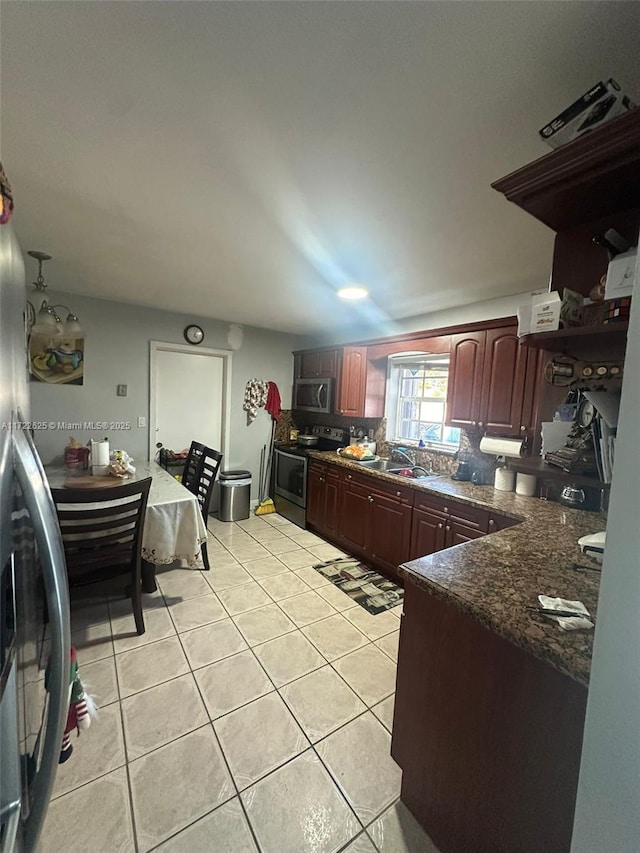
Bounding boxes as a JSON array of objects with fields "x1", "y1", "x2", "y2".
[{"x1": 272, "y1": 425, "x2": 345, "y2": 529}]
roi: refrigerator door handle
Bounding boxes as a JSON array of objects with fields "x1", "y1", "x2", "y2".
[{"x1": 13, "y1": 425, "x2": 70, "y2": 851}]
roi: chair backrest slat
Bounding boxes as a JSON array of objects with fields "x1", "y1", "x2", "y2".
[
  {"x1": 51, "y1": 478, "x2": 152, "y2": 588},
  {"x1": 181, "y1": 441, "x2": 223, "y2": 520}
]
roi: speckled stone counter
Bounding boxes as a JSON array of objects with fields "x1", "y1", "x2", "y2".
[{"x1": 309, "y1": 451, "x2": 604, "y2": 686}]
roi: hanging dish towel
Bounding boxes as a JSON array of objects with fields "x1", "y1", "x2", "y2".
[
  {"x1": 243, "y1": 378, "x2": 269, "y2": 423},
  {"x1": 265, "y1": 381, "x2": 281, "y2": 421}
]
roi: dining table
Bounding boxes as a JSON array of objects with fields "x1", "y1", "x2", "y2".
[{"x1": 45, "y1": 461, "x2": 208, "y2": 592}]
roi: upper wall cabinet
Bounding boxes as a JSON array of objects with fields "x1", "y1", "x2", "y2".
[
  {"x1": 295, "y1": 348, "x2": 340, "y2": 379},
  {"x1": 292, "y1": 346, "x2": 385, "y2": 418},
  {"x1": 446, "y1": 325, "x2": 538, "y2": 438},
  {"x1": 336, "y1": 346, "x2": 367, "y2": 417}
]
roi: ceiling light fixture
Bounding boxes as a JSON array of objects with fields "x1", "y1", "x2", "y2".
[
  {"x1": 337, "y1": 285, "x2": 369, "y2": 301},
  {"x1": 26, "y1": 250, "x2": 85, "y2": 339}
]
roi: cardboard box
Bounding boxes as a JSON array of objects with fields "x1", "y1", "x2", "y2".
[
  {"x1": 539, "y1": 79, "x2": 635, "y2": 149},
  {"x1": 605, "y1": 248, "x2": 636, "y2": 300},
  {"x1": 517, "y1": 289, "x2": 546, "y2": 337},
  {"x1": 531, "y1": 291, "x2": 561, "y2": 333}
]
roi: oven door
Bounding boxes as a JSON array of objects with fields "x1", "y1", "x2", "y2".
[
  {"x1": 274, "y1": 450, "x2": 307, "y2": 508},
  {"x1": 293, "y1": 379, "x2": 333, "y2": 413}
]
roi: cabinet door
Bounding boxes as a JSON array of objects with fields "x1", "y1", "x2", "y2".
[
  {"x1": 338, "y1": 474, "x2": 371, "y2": 554},
  {"x1": 306, "y1": 464, "x2": 326, "y2": 530},
  {"x1": 445, "y1": 520, "x2": 486, "y2": 548},
  {"x1": 410, "y1": 508, "x2": 446, "y2": 560},
  {"x1": 299, "y1": 349, "x2": 339, "y2": 378},
  {"x1": 336, "y1": 347, "x2": 367, "y2": 417},
  {"x1": 323, "y1": 468, "x2": 342, "y2": 538},
  {"x1": 446, "y1": 332, "x2": 486, "y2": 428},
  {"x1": 480, "y1": 327, "x2": 528, "y2": 436},
  {"x1": 369, "y1": 492, "x2": 413, "y2": 580}
]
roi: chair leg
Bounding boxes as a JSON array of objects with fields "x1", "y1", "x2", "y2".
[
  {"x1": 132, "y1": 577, "x2": 145, "y2": 635},
  {"x1": 201, "y1": 541, "x2": 210, "y2": 571}
]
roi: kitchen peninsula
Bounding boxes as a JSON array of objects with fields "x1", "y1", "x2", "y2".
[{"x1": 309, "y1": 451, "x2": 603, "y2": 853}]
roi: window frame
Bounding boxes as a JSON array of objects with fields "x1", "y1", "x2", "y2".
[{"x1": 386, "y1": 353, "x2": 461, "y2": 453}]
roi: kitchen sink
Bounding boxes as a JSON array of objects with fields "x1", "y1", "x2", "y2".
[{"x1": 358, "y1": 458, "x2": 440, "y2": 481}]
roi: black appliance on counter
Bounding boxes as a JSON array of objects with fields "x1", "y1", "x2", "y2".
[{"x1": 272, "y1": 425, "x2": 345, "y2": 529}]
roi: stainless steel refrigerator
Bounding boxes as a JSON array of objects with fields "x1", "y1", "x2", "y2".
[{"x1": 0, "y1": 225, "x2": 70, "y2": 851}]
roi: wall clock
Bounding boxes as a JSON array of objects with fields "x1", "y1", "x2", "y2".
[{"x1": 184, "y1": 324, "x2": 204, "y2": 345}]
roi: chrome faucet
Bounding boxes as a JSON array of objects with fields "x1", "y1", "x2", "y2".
[{"x1": 391, "y1": 447, "x2": 416, "y2": 467}]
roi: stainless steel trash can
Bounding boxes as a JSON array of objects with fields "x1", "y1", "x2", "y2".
[{"x1": 218, "y1": 470, "x2": 252, "y2": 522}]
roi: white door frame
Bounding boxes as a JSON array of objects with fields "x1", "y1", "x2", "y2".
[{"x1": 149, "y1": 341, "x2": 232, "y2": 462}]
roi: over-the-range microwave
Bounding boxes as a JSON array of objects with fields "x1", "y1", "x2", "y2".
[{"x1": 293, "y1": 377, "x2": 333, "y2": 413}]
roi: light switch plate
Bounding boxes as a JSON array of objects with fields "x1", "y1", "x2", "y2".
[{"x1": 117, "y1": 384, "x2": 128, "y2": 397}]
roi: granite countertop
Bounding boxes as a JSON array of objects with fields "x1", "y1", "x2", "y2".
[{"x1": 310, "y1": 451, "x2": 604, "y2": 686}]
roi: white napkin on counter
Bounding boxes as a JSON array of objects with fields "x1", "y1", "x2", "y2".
[{"x1": 538, "y1": 595, "x2": 594, "y2": 631}]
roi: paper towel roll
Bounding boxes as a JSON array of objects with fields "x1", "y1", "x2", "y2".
[
  {"x1": 91, "y1": 439, "x2": 110, "y2": 472},
  {"x1": 479, "y1": 436, "x2": 525, "y2": 458},
  {"x1": 516, "y1": 472, "x2": 537, "y2": 497},
  {"x1": 494, "y1": 468, "x2": 515, "y2": 491}
]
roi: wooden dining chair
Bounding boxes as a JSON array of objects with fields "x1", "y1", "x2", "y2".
[
  {"x1": 51, "y1": 478, "x2": 152, "y2": 634},
  {"x1": 181, "y1": 442, "x2": 223, "y2": 571}
]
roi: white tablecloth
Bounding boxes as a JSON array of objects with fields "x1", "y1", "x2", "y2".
[{"x1": 46, "y1": 461, "x2": 208, "y2": 568}]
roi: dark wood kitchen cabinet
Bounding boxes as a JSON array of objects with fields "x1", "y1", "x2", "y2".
[
  {"x1": 410, "y1": 492, "x2": 491, "y2": 559},
  {"x1": 446, "y1": 331, "x2": 486, "y2": 429},
  {"x1": 393, "y1": 577, "x2": 587, "y2": 853},
  {"x1": 296, "y1": 348, "x2": 340, "y2": 379},
  {"x1": 335, "y1": 346, "x2": 367, "y2": 417},
  {"x1": 335, "y1": 470, "x2": 412, "y2": 583},
  {"x1": 306, "y1": 462, "x2": 341, "y2": 537},
  {"x1": 337, "y1": 471, "x2": 371, "y2": 554},
  {"x1": 368, "y1": 483, "x2": 413, "y2": 582},
  {"x1": 446, "y1": 323, "x2": 539, "y2": 439}
]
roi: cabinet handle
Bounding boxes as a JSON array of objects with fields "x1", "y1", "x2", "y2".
[
  {"x1": 520, "y1": 426, "x2": 526, "y2": 432},
  {"x1": 446, "y1": 525, "x2": 451, "y2": 532},
  {"x1": 368, "y1": 495, "x2": 374, "y2": 502},
  {"x1": 438, "y1": 523, "x2": 443, "y2": 529},
  {"x1": 347, "y1": 474, "x2": 352, "y2": 480},
  {"x1": 478, "y1": 421, "x2": 483, "y2": 428},
  {"x1": 443, "y1": 506, "x2": 449, "y2": 513},
  {"x1": 396, "y1": 491, "x2": 401, "y2": 497},
  {"x1": 472, "y1": 421, "x2": 477, "y2": 426},
  {"x1": 489, "y1": 519, "x2": 495, "y2": 527}
]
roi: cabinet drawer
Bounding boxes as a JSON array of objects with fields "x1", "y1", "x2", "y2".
[
  {"x1": 413, "y1": 493, "x2": 489, "y2": 532},
  {"x1": 309, "y1": 461, "x2": 327, "y2": 475},
  {"x1": 368, "y1": 480, "x2": 414, "y2": 506}
]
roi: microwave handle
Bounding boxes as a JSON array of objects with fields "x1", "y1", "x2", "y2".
[
  {"x1": 13, "y1": 423, "x2": 70, "y2": 852},
  {"x1": 317, "y1": 383, "x2": 325, "y2": 409}
]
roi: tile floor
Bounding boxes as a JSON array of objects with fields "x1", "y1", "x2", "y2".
[{"x1": 39, "y1": 513, "x2": 441, "y2": 853}]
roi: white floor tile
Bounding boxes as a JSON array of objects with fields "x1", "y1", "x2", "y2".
[
  {"x1": 241, "y1": 750, "x2": 361, "y2": 853},
  {"x1": 316, "y1": 712, "x2": 402, "y2": 824},
  {"x1": 214, "y1": 692, "x2": 308, "y2": 789},
  {"x1": 155, "y1": 797, "x2": 259, "y2": 852}
]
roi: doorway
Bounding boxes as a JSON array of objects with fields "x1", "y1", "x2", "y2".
[{"x1": 149, "y1": 341, "x2": 232, "y2": 462}]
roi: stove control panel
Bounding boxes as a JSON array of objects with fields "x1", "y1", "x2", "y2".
[{"x1": 310, "y1": 425, "x2": 345, "y2": 443}]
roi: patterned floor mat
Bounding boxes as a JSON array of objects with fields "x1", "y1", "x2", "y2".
[{"x1": 312, "y1": 557, "x2": 404, "y2": 615}]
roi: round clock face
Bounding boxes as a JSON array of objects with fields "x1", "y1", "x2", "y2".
[
  {"x1": 577, "y1": 398, "x2": 596, "y2": 429},
  {"x1": 184, "y1": 324, "x2": 204, "y2": 345}
]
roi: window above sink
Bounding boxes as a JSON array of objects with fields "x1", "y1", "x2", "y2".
[{"x1": 386, "y1": 353, "x2": 461, "y2": 452}]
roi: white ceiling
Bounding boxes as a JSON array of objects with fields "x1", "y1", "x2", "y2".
[{"x1": 2, "y1": 2, "x2": 639, "y2": 335}]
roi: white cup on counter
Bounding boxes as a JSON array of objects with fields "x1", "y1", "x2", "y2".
[
  {"x1": 515, "y1": 472, "x2": 537, "y2": 497},
  {"x1": 494, "y1": 468, "x2": 515, "y2": 492}
]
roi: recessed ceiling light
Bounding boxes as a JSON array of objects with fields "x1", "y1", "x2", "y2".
[{"x1": 337, "y1": 285, "x2": 369, "y2": 301}]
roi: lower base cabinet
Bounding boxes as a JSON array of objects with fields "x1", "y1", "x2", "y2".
[
  {"x1": 392, "y1": 578, "x2": 587, "y2": 853},
  {"x1": 307, "y1": 462, "x2": 519, "y2": 582}
]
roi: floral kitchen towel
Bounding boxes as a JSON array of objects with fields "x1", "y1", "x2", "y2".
[{"x1": 243, "y1": 378, "x2": 269, "y2": 423}]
